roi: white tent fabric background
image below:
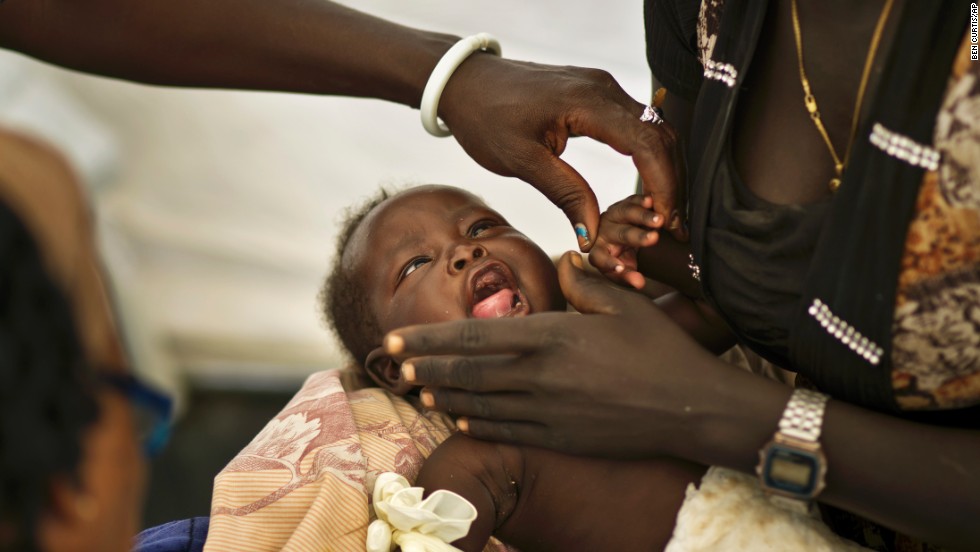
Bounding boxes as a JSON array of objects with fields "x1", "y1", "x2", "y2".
[{"x1": 0, "y1": 1, "x2": 649, "y2": 404}]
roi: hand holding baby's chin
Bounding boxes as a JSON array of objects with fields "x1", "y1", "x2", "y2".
[{"x1": 387, "y1": 251, "x2": 716, "y2": 458}]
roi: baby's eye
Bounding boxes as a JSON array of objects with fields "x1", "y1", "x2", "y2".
[
  {"x1": 400, "y1": 257, "x2": 430, "y2": 280},
  {"x1": 468, "y1": 220, "x2": 499, "y2": 237}
]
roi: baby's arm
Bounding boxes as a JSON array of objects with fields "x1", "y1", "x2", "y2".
[
  {"x1": 638, "y1": 238, "x2": 737, "y2": 353},
  {"x1": 589, "y1": 194, "x2": 703, "y2": 297},
  {"x1": 587, "y1": 195, "x2": 735, "y2": 353},
  {"x1": 654, "y1": 289, "x2": 736, "y2": 354},
  {"x1": 417, "y1": 433, "x2": 707, "y2": 551},
  {"x1": 416, "y1": 433, "x2": 523, "y2": 551}
]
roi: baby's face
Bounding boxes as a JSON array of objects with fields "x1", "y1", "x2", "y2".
[{"x1": 345, "y1": 186, "x2": 565, "y2": 335}]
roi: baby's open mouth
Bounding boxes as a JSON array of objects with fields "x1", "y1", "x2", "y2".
[{"x1": 469, "y1": 262, "x2": 529, "y2": 319}]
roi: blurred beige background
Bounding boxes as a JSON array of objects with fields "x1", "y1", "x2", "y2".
[{"x1": 0, "y1": 1, "x2": 649, "y2": 404}]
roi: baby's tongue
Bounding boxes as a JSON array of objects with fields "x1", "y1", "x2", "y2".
[{"x1": 472, "y1": 288, "x2": 516, "y2": 319}]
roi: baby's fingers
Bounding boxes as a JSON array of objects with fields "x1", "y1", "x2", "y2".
[
  {"x1": 588, "y1": 238, "x2": 627, "y2": 275},
  {"x1": 599, "y1": 220, "x2": 660, "y2": 250},
  {"x1": 606, "y1": 195, "x2": 663, "y2": 228},
  {"x1": 621, "y1": 269, "x2": 647, "y2": 290},
  {"x1": 587, "y1": 239, "x2": 647, "y2": 290}
]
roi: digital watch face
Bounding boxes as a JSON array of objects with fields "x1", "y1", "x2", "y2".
[{"x1": 761, "y1": 444, "x2": 819, "y2": 496}]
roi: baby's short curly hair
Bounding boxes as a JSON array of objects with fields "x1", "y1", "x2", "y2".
[{"x1": 320, "y1": 188, "x2": 392, "y2": 366}]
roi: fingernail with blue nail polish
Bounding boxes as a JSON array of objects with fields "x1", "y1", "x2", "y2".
[{"x1": 574, "y1": 223, "x2": 590, "y2": 249}]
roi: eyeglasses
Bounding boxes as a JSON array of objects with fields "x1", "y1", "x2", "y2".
[{"x1": 98, "y1": 372, "x2": 173, "y2": 458}]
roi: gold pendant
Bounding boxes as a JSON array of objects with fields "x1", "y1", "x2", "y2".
[{"x1": 829, "y1": 163, "x2": 844, "y2": 193}]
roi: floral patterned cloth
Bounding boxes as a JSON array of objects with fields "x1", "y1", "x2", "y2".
[
  {"x1": 205, "y1": 370, "x2": 508, "y2": 552},
  {"x1": 891, "y1": 33, "x2": 980, "y2": 409}
]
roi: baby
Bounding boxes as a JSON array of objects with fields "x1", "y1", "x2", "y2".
[{"x1": 323, "y1": 184, "x2": 704, "y2": 551}]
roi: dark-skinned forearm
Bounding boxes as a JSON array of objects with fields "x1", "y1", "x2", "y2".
[
  {"x1": 0, "y1": 0, "x2": 456, "y2": 106},
  {"x1": 416, "y1": 434, "x2": 521, "y2": 552},
  {"x1": 681, "y1": 356, "x2": 980, "y2": 550},
  {"x1": 636, "y1": 235, "x2": 700, "y2": 297},
  {"x1": 819, "y1": 402, "x2": 980, "y2": 550},
  {"x1": 635, "y1": 235, "x2": 736, "y2": 353},
  {"x1": 655, "y1": 291, "x2": 736, "y2": 354}
]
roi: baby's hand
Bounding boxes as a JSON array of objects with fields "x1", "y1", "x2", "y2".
[{"x1": 589, "y1": 194, "x2": 663, "y2": 290}]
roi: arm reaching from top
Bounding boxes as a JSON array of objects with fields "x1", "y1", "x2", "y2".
[{"x1": 0, "y1": 0, "x2": 686, "y2": 246}]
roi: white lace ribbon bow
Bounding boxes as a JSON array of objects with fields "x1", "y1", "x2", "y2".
[{"x1": 366, "y1": 472, "x2": 478, "y2": 552}]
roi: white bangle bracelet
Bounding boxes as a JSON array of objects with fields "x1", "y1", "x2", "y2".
[{"x1": 420, "y1": 33, "x2": 502, "y2": 137}]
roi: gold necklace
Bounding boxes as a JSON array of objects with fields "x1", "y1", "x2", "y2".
[{"x1": 791, "y1": 0, "x2": 895, "y2": 193}]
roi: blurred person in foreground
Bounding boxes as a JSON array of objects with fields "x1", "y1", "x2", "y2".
[{"x1": 0, "y1": 129, "x2": 170, "y2": 551}]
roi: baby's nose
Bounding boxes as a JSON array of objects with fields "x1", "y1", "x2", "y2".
[{"x1": 450, "y1": 244, "x2": 486, "y2": 273}]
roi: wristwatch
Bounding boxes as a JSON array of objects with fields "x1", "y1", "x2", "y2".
[{"x1": 756, "y1": 388, "x2": 830, "y2": 513}]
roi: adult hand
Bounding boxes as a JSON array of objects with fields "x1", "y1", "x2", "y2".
[
  {"x1": 439, "y1": 56, "x2": 687, "y2": 251},
  {"x1": 385, "y1": 252, "x2": 724, "y2": 458}
]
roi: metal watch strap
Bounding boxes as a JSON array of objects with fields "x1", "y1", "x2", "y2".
[
  {"x1": 778, "y1": 388, "x2": 829, "y2": 442},
  {"x1": 757, "y1": 388, "x2": 831, "y2": 512}
]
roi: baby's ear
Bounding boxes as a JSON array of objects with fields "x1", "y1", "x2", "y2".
[{"x1": 365, "y1": 347, "x2": 415, "y2": 396}]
